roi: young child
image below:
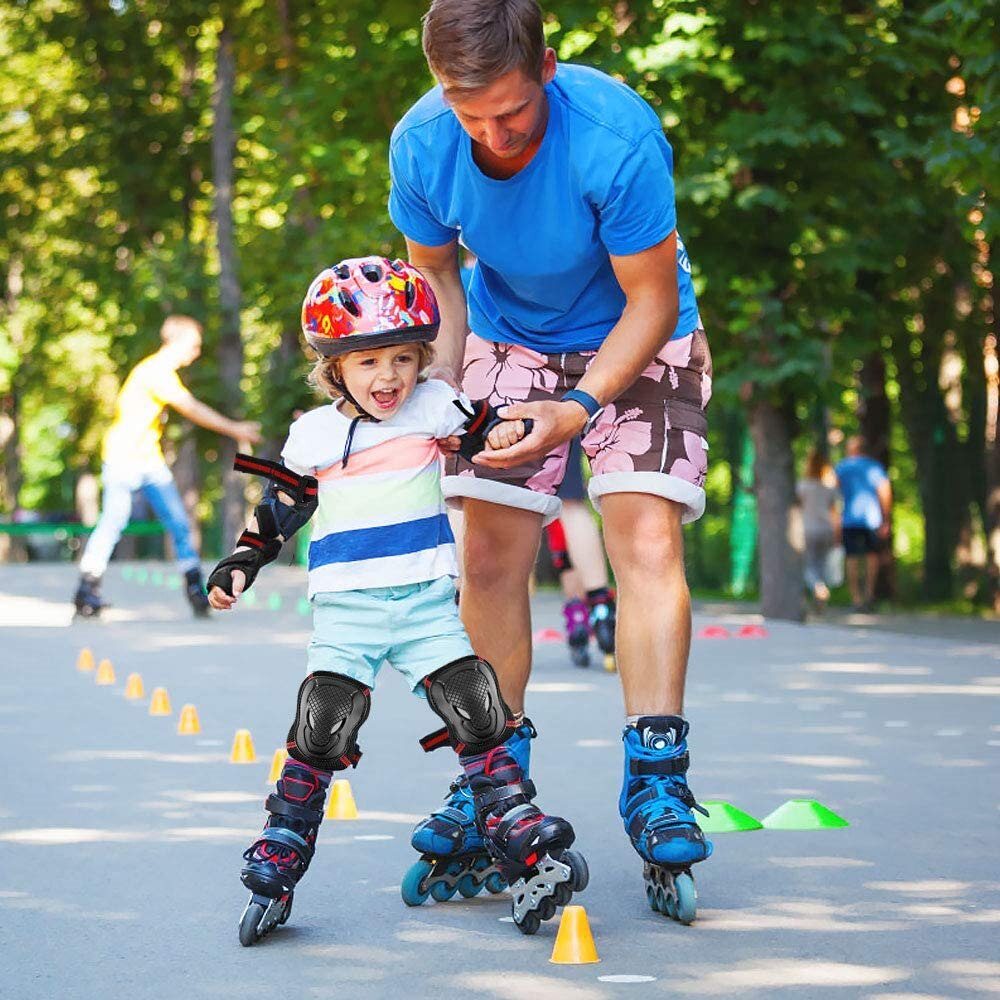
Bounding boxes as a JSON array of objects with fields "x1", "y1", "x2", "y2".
[{"x1": 208, "y1": 257, "x2": 587, "y2": 945}]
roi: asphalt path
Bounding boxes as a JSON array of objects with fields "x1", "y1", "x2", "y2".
[{"x1": 1, "y1": 563, "x2": 998, "y2": 1000}]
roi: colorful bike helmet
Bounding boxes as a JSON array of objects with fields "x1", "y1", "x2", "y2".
[{"x1": 301, "y1": 256, "x2": 439, "y2": 357}]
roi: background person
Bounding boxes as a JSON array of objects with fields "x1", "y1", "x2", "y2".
[
  {"x1": 835, "y1": 435, "x2": 892, "y2": 611},
  {"x1": 73, "y1": 315, "x2": 261, "y2": 618},
  {"x1": 796, "y1": 447, "x2": 841, "y2": 610}
]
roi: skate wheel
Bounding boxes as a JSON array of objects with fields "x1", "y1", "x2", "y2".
[
  {"x1": 457, "y1": 873, "x2": 481, "y2": 898},
  {"x1": 554, "y1": 882, "x2": 573, "y2": 907},
  {"x1": 484, "y1": 872, "x2": 506, "y2": 895},
  {"x1": 653, "y1": 884, "x2": 669, "y2": 915},
  {"x1": 400, "y1": 860, "x2": 433, "y2": 906},
  {"x1": 674, "y1": 872, "x2": 697, "y2": 925},
  {"x1": 537, "y1": 896, "x2": 556, "y2": 921},
  {"x1": 239, "y1": 900, "x2": 265, "y2": 947},
  {"x1": 278, "y1": 894, "x2": 293, "y2": 924},
  {"x1": 603, "y1": 653, "x2": 616, "y2": 673},
  {"x1": 646, "y1": 884, "x2": 658, "y2": 911},
  {"x1": 514, "y1": 908, "x2": 541, "y2": 935},
  {"x1": 562, "y1": 849, "x2": 589, "y2": 892},
  {"x1": 430, "y1": 879, "x2": 458, "y2": 902}
]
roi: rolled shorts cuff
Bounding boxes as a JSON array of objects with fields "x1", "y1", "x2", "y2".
[
  {"x1": 588, "y1": 471, "x2": 706, "y2": 524},
  {"x1": 442, "y1": 474, "x2": 561, "y2": 526}
]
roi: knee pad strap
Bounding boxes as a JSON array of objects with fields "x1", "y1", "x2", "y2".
[
  {"x1": 419, "y1": 656, "x2": 517, "y2": 756},
  {"x1": 286, "y1": 672, "x2": 371, "y2": 771}
]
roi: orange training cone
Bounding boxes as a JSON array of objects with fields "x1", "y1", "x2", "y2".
[
  {"x1": 77, "y1": 648, "x2": 95, "y2": 672},
  {"x1": 124, "y1": 673, "x2": 145, "y2": 700},
  {"x1": 177, "y1": 704, "x2": 201, "y2": 735},
  {"x1": 325, "y1": 778, "x2": 358, "y2": 819},
  {"x1": 267, "y1": 749, "x2": 288, "y2": 783},
  {"x1": 149, "y1": 687, "x2": 172, "y2": 716},
  {"x1": 550, "y1": 905, "x2": 600, "y2": 964},
  {"x1": 95, "y1": 659, "x2": 116, "y2": 685},
  {"x1": 230, "y1": 729, "x2": 257, "y2": 763}
]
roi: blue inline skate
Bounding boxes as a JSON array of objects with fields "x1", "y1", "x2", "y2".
[
  {"x1": 238, "y1": 760, "x2": 330, "y2": 946},
  {"x1": 620, "y1": 716, "x2": 712, "y2": 925},
  {"x1": 402, "y1": 720, "x2": 534, "y2": 907}
]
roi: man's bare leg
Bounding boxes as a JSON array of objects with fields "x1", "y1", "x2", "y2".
[
  {"x1": 460, "y1": 499, "x2": 544, "y2": 714},
  {"x1": 600, "y1": 493, "x2": 689, "y2": 715}
]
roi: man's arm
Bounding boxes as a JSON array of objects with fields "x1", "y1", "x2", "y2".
[
  {"x1": 876, "y1": 476, "x2": 893, "y2": 537},
  {"x1": 404, "y1": 237, "x2": 469, "y2": 387},
  {"x1": 171, "y1": 391, "x2": 261, "y2": 444},
  {"x1": 474, "y1": 232, "x2": 679, "y2": 469}
]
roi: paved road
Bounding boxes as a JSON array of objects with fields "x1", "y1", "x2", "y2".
[{"x1": 1, "y1": 563, "x2": 998, "y2": 1000}]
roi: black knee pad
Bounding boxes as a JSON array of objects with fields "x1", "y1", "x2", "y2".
[
  {"x1": 421, "y1": 656, "x2": 516, "y2": 756},
  {"x1": 286, "y1": 672, "x2": 371, "y2": 771}
]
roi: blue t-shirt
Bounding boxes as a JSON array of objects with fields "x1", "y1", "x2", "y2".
[
  {"x1": 389, "y1": 63, "x2": 700, "y2": 353},
  {"x1": 835, "y1": 456, "x2": 888, "y2": 530}
]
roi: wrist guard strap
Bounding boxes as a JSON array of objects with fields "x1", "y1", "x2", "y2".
[{"x1": 207, "y1": 532, "x2": 282, "y2": 596}]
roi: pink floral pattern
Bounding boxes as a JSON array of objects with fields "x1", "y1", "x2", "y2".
[
  {"x1": 462, "y1": 335, "x2": 557, "y2": 406},
  {"x1": 585, "y1": 404, "x2": 652, "y2": 474}
]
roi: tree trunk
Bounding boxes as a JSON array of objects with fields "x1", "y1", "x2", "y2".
[
  {"x1": 749, "y1": 398, "x2": 804, "y2": 621},
  {"x1": 212, "y1": 21, "x2": 245, "y2": 550},
  {"x1": 858, "y1": 352, "x2": 896, "y2": 599}
]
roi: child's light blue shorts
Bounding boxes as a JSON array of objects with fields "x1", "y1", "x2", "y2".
[{"x1": 306, "y1": 576, "x2": 473, "y2": 696}]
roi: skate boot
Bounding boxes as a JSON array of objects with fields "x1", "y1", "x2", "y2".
[
  {"x1": 587, "y1": 587, "x2": 616, "y2": 672},
  {"x1": 73, "y1": 574, "x2": 106, "y2": 618},
  {"x1": 620, "y1": 716, "x2": 712, "y2": 925},
  {"x1": 563, "y1": 599, "x2": 591, "y2": 668},
  {"x1": 238, "y1": 759, "x2": 330, "y2": 946},
  {"x1": 184, "y1": 567, "x2": 211, "y2": 618},
  {"x1": 465, "y1": 743, "x2": 588, "y2": 935},
  {"x1": 402, "y1": 720, "x2": 535, "y2": 906}
]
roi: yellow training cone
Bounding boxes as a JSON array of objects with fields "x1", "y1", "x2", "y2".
[
  {"x1": 550, "y1": 905, "x2": 600, "y2": 965},
  {"x1": 267, "y1": 749, "x2": 288, "y2": 783},
  {"x1": 325, "y1": 778, "x2": 358, "y2": 820},
  {"x1": 149, "y1": 687, "x2": 172, "y2": 716},
  {"x1": 77, "y1": 648, "x2": 95, "y2": 672},
  {"x1": 95, "y1": 659, "x2": 116, "y2": 685},
  {"x1": 177, "y1": 704, "x2": 201, "y2": 735},
  {"x1": 230, "y1": 729, "x2": 257, "y2": 763},
  {"x1": 124, "y1": 673, "x2": 145, "y2": 700}
]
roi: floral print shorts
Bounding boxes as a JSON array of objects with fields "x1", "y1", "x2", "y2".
[{"x1": 442, "y1": 328, "x2": 713, "y2": 525}]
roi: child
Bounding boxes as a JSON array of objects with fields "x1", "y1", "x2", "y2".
[{"x1": 207, "y1": 257, "x2": 587, "y2": 945}]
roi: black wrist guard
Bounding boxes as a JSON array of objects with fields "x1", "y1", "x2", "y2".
[
  {"x1": 453, "y1": 398, "x2": 532, "y2": 460},
  {"x1": 207, "y1": 530, "x2": 282, "y2": 596}
]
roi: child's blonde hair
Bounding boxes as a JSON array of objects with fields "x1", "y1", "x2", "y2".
[{"x1": 307, "y1": 341, "x2": 436, "y2": 400}]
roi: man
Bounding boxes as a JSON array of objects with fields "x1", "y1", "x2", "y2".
[
  {"x1": 388, "y1": 0, "x2": 713, "y2": 918},
  {"x1": 835, "y1": 435, "x2": 892, "y2": 611},
  {"x1": 73, "y1": 315, "x2": 261, "y2": 618}
]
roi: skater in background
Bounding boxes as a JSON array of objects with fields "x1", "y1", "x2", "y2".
[
  {"x1": 73, "y1": 315, "x2": 261, "y2": 618},
  {"x1": 544, "y1": 437, "x2": 616, "y2": 668},
  {"x1": 796, "y1": 447, "x2": 841, "y2": 611},
  {"x1": 836, "y1": 435, "x2": 892, "y2": 611},
  {"x1": 208, "y1": 257, "x2": 587, "y2": 945},
  {"x1": 389, "y1": 0, "x2": 712, "y2": 921}
]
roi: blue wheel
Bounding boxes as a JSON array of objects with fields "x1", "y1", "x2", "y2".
[
  {"x1": 485, "y1": 872, "x2": 506, "y2": 894},
  {"x1": 674, "y1": 872, "x2": 697, "y2": 925},
  {"x1": 646, "y1": 884, "x2": 658, "y2": 911},
  {"x1": 400, "y1": 860, "x2": 433, "y2": 907},
  {"x1": 430, "y1": 879, "x2": 458, "y2": 902},
  {"x1": 457, "y1": 872, "x2": 481, "y2": 898}
]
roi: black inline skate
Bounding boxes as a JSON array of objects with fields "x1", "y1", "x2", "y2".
[
  {"x1": 620, "y1": 716, "x2": 712, "y2": 925},
  {"x1": 73, "y1": 573, "x2": 106, "y2": 618},
  {"x1": 402, "y1": 721, "x2": 535, "y2": 906},
  {"x1": 184, "y1": 567, "x2": 211, "y2": 618},
  {"x1": 588, "y1": 587, "x2": 616, "y2": 672},
  {"x1": 465, "y1": 742, "x2": 588, "y2": 935},
  {"x1": 563, "y1": 599, "x2": 591, "y2": 668},
  {"x1": 238, "y1": 759, "x2": 330, "y2": 946}
]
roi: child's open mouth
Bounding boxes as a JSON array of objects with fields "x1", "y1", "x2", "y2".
[{"x1": 372, "y1": 389, "x2": 399, "y2": 410}]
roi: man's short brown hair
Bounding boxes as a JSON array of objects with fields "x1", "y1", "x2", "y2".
[{"x1": 422, "y1": 0, "x2": 546, "y2": 94}]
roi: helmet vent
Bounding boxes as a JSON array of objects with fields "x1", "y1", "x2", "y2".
[
  {"x1": 333, "y1": 264, "x2": 350, "y2": 279},
  {"x1": 338, "y1": 290, "x2": 360, "y2": 316},
  {"x1": 360, "y1": 263, "x2": 383, "y2": 282},
  {"x1": 404, "y1": 281, "x2": 415, "y2": 308}
]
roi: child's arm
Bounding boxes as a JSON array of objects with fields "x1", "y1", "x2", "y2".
[
  {"x1": 207, "y1": 454, "x2": 318, "y2": 610},
  {"x1": 451, "y1": 398, "x2": 533, "y2": 461}
]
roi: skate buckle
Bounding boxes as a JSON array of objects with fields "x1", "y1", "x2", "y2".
[{"x1": 509, "y1": 853, "x2": 573, "y2": 924}]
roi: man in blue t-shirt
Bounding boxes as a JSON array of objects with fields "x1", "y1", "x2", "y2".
[
  {"x1": 388, "y1": 0, "x2": 713, "y2": 921},
  {"x1": 835, "y1": 436, "x2": 892, "y2": 611}
]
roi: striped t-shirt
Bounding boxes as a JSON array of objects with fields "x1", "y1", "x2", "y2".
[{"x1": 282, "y1": 380, "x2": 469, "y2": 596}]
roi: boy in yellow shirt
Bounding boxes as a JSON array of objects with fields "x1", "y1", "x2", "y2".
[{"x1": 73, "y1": 315, "x2": 260, "y2": 617}]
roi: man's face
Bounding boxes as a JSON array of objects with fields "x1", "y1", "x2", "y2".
[
  {"x1": 177, "y1": 329, "x2": 202, "y2": 367},
  {"x1": 443, "y1": 49, "x2": 557, "y2": 162}
]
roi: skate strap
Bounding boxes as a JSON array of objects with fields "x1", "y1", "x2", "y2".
[
  {"x1": 237, "y1": 530, "x2": 281, "y2": 554},
  {"x1": 429, "y1": 806, "x2": 470, "y2": 826},
  {"x1": 628, "y1": 753, "x2": 689, "y2": 777},
  {"x1": 252, "y1": 824, "x2": 314, "y2": 858},
  {"x1": 419, "y1": 726, "x2": 453, "y2": 753},
  {"x1": 264, "y1": 794, "x2": 324, "y2": 826},
  {"x1": 493, "y1": 802, "x2": 538, "y2": 842},
  {"x1": 476, "y1": 780, "x2": 536, "y2": 814},
  {"x1": 233, "y1": 454, "x2": 319, "y2": 504}
]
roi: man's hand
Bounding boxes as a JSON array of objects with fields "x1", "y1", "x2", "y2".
[
  {"x1": 233, "y1": 420, "x2": 262, "y2": 445},
  {"x1": 472, "y1": 400, "x2": 587, "y2": 469},
  {"x1": 208, "y1": 569, "x2": 246, "y2": 610}
]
